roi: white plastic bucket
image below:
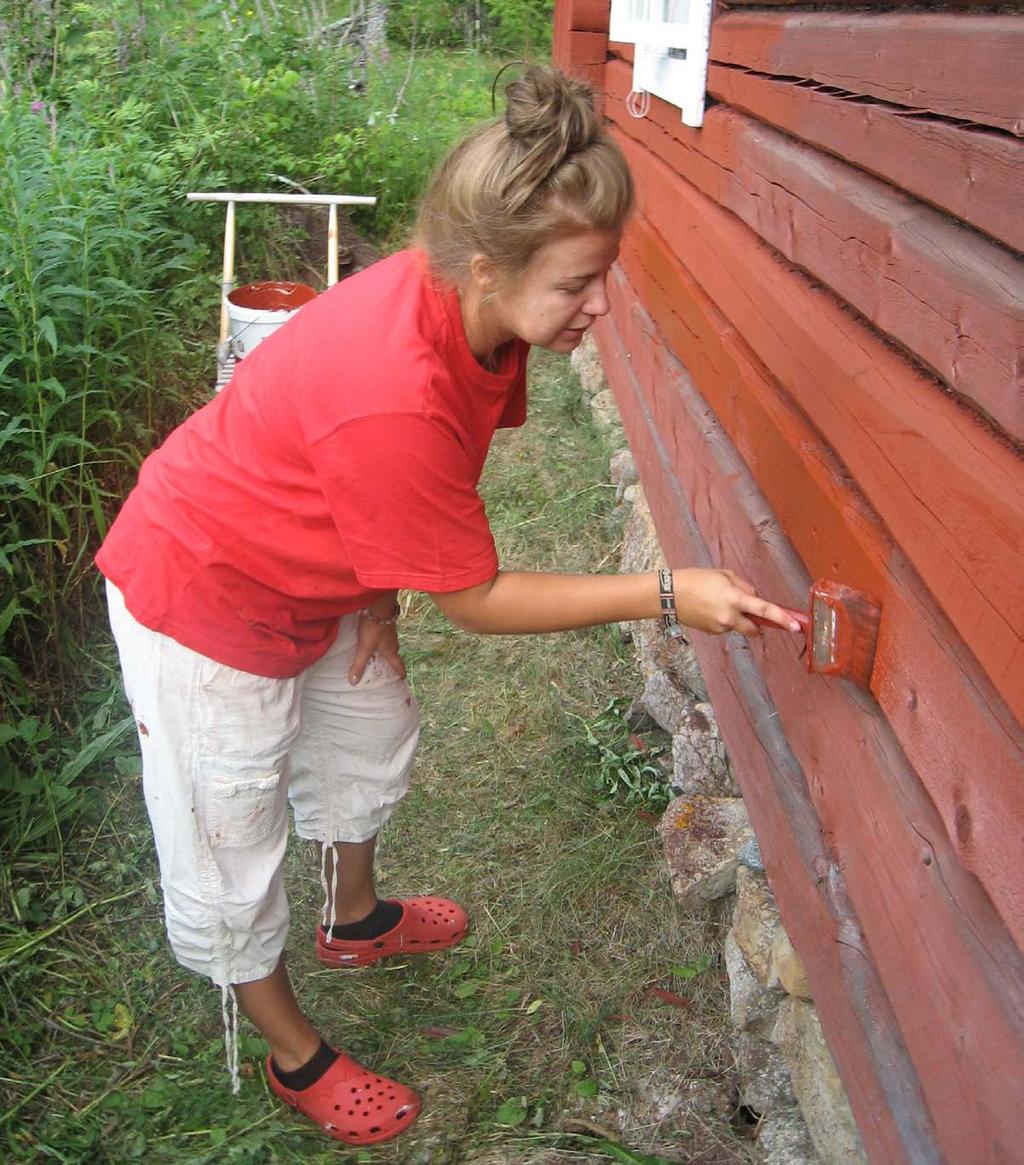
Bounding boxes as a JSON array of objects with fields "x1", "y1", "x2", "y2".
[{"x1": 225, "y1": 281, "x2": 317, "y2": 359}]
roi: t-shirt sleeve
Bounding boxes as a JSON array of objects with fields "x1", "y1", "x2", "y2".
[
  {"x1": 309, "y1": 412, "x2": 499, "y2": 593},
  {"x1": 496, "y1": 343, "x2": 529, "y2": 428}
]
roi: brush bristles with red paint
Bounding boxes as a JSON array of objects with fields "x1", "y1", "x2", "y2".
[
  {"x1": 808, "y1": 580, "x2": 881, "y2": 689},
  {"x1": 748, "y1": 579, "x2": 882, "y2": 691}
]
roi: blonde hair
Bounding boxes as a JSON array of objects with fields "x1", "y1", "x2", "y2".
[{"x1": 414, "y1": 65, "x2": 634, "y2": 286}]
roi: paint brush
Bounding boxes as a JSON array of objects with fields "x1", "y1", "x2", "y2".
[{"x1": 749, "y1": 579, "x2": 882, "y2": 690}]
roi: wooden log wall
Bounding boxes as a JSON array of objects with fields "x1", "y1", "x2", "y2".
[{"x1": 554, "y1": 3, "x2": 1024, "y2": 1163}]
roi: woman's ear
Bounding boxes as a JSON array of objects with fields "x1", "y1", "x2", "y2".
[{"x1": 469, "y1": 252, "x2": 497, "y2": 293}]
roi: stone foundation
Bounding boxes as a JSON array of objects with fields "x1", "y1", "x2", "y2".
[{"x1": 573, "y1": 334, "x2": 866, "y2": 1165}]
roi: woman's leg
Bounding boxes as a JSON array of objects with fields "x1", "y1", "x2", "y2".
[
  {"x1": 106, "y1": 587, "x2": 422, "y2": 1143},
  {"x1": 321, "y1": 837, "x2": 379, "y2": 924},
  {"x1": 234, "y1": 959, "x2": 321, "y2": 1072},
  {"x1": 105, "y1": 581, "x2": 313, "y2": 1072},
  {"x1": 292, "y1": 617, "x2": 467, "y2": 967},
  {"x1": 290, "y1": 615, "x2": 420, "y2": 933}
]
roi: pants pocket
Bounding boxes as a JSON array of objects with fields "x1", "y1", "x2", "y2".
[{"x1": 206, "y1": 771, "x2": 286, "y2": 848}]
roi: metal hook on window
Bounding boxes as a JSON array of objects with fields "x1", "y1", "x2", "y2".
[{"x1": 626, "y1": 87, "x2": 651, "y2": 119}]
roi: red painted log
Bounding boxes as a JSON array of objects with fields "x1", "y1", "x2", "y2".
[
  {"x1": 565, "y1": 0, "x2": 609, "y2": 31},
  {"x1": 610, "y1": 130, "x2": 1024, "y2": 726},
  {"x1": 598, "y1": 307, "x2": 941, "y2": 1165},
  {"x1": 616, "y1": 217, "x2": 1024, "y2": 946},
  {"x1": 704, "y1": 63, "x2": 1024, "y2": 255},
  {"x1": 710, "y1": 13, "x2": 1024, "y2": 135},
  {"x1": 553, "y1": 0, "x2": 570, "y2": 63},
  {"x1": 596, "y1": 273, "x2": 1024, "y2": 1163},
  {"x1": 604, "y1": 59, "x2": 1024, "y2": 441},
  {"x1": 605, "y1": 60, "x2": 1020, "y2": 440},
  {"x1": 565, "y1": 29, "x2": 606, "y2": 64},
  {"x1": 720, "y1": 0, "x2": 999, "y2": 6},
  {"x1": 554, "y1": 28, "x2": 608, "y2": 95}
]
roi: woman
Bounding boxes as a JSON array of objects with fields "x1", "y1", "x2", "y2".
[{"x1": 98, "y1": 64, "x2": 799, "y2": 1147}]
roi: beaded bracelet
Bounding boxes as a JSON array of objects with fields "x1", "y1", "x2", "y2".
[
  {"x1": 658, "y1": 568, "x2": 685, "y2": 639},
  {"x1": 358, "y1": 602, "x2": 400, "y2": 626}
]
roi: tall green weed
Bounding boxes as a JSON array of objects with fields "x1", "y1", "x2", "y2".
[{"x1": 0, "y1": 100, "x2": 205, "y2": 852}]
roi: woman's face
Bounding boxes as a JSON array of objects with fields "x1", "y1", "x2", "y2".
[{"x1": 485, "y1": 229, "x2": 621, "y2": 353}]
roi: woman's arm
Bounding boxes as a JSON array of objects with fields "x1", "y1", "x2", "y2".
[{"x1": 429, "y1": 568, "x2": 802, "y2": 637}]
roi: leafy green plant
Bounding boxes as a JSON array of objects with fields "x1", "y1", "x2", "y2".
[
  {"x1": 389, "y1": 0, "x2": 554, "y2": 52},
  {"x1": 672, "y1": 953, "x2": 713, "y2": 981},
  {"x1": 570, "y1": 1056, "x2": 600, "y2": 1097},
  {"x1": 0, "y1": 98, "x2": 204, "y2": 848},
  {"x1": 568, "y1": 697, "x2": 673, "y2": 811}
]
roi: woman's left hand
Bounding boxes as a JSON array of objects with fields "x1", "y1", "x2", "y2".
[{"x1": 348, "y1": 600, "x2": 406, "y2": 685}]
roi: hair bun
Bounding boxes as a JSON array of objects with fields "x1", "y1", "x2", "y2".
[
  {"x1": 500, "y1": 66, "x2": 598, "y2": 207},
  {"x1": 505, "y1": 65, "x2": 597, "y2": 149}
]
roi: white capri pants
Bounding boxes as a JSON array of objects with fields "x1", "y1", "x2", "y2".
[{"x1": 106, "y1": 580, "x2": 420, "y2": 989}]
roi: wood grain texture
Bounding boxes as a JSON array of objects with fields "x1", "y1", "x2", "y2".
[
  {"x1": 615, "y1": 215, "x2": 1024, "y2": 945},
  {"x1": 611, "y1": 129, "x2": 1024, "y2": 725},
  {"x1": 704, "y1": 64, "x2": 1024, "y2": 255},
  {"x1": 604, "y1": 58, "x2": 1024, "y2": 441},
  {"x1": 565, "y1": 29, "x2": 606, "y2": 65},
  {"x1": 595, "y1": 273, "x2": 1024, "y2": 1164},
  {"x1": 553, "y1": 25, "x2": 607, "y2": 95},
  {"x1": 710, "y1": 13, "x2": 1024, "y2": 135},
  {"x1": 564, "y1": 0, "x2": 609, "y2": 31},
  {"x1": 553, "y1": 0, "x2": 570, "y2": 64},
  {"x1": 597, "y1": 307, "x2": 942, "y2": 1165},
  {"x1": 720, "y1": 0, "x2": 999, "y2": 6}
]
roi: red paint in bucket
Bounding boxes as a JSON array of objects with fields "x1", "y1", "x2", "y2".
[{"x1": 227, "y1": 281, "x2": 318, "y2": 311}]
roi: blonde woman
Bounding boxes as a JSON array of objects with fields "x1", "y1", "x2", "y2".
[{"x1": 97, "y1": 65, "x2": 799, "y2": 1146}]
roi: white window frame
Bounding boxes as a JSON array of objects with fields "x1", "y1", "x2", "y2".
[{"x1": 609, "y1": 0, "x2": 714, "y2": 128}]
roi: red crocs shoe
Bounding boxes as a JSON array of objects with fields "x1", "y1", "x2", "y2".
[
  {"x1": 266, "y1": 1051, "x2": 421, "y2": 1145},
  {"x1": 316, "y1": 896, "x2": 468, "y2": 968}
]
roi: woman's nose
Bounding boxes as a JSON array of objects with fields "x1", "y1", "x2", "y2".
[{"x1": 583, "y1": 276, "x2": 610, "y2": 319}]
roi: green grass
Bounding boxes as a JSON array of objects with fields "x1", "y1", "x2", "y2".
[{"x1": 0, "y1": 352, "x2": 751, "y2": 1164}]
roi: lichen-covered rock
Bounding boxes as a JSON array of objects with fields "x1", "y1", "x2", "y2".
[
  {"x1": 590, "y1": 388, "x2": 624, "y2": 435},
  {"x1": 772, "y1": 1000, "x2": 866, "y2": 1164},
  {"x1": 735, "y1": 1031, "x2": 797, "y2": 1115},
  {"x1": 733, "y1": 866, "x2": 783, "y2": 985},
  {"x1": 633, "y1": 616, "x2": 710, "y2": 704},
  {"x1": 671, "y1": 701, "x2": 735, "y2": 796},
  {"x1": 570, "y1": 330, "x2": 606, "y2": 397},
  {"x1": 659, "y1": 796, "x2": 754, "y2": 907},
  {"x1": 620, "y1": 486, "x2": 662, "y2": 576},
  {"x1": 610, "y1": 447, "x2": 638, "y2": 500},
  {"x1": 737, "y1": 837, "x2": 765, "y2": 872},
  {"x1": 771, "y1": 927, "x2": 812, "y2": 1000},
  {"x1": 757, "y1": 1107, "x2": 822, "y2": 1164},
  {"x1": 642, "y1": 670, "x2": 692, "y2": 736},
  {"x1": 619, "y1": 490, "x2": 710, "y2": 702},
  {"x1": 726, "y1": 929, "x2": 784, "y2": 1037}
]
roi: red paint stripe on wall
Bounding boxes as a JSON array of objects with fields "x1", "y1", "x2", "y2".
[
  {"x1": 615, "y1": 216, "x2": 1024, "y2": 945},
  {"x1": 603, "y1": 57, "x2": 1024, "y2": 442},
  {"x1": 597, "y1": 269, "x2": 1024, "y2": 1164},
  {"x1": 611, "y1": 129, "x2": 1024, "y2": 724},
  {"x1": 710, "y1": 13, "x2": 1024, "y2": 135}
]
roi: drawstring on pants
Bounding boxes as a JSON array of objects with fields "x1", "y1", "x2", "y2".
[
  {"x1": 221, "y1": 984, "x2": 240, "y2": 1095},
  {"x1": 320, "y1": 842, "x2": 338, "y2": 936}
]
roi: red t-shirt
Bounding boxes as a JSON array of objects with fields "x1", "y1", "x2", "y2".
[{"x1": 97, "y1": 249, "x2": 529, "y2": 677}]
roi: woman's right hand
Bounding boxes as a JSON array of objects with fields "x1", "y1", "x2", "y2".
[{"x1": 672, "y1": 568, "x2": 804, "y2": 637}]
